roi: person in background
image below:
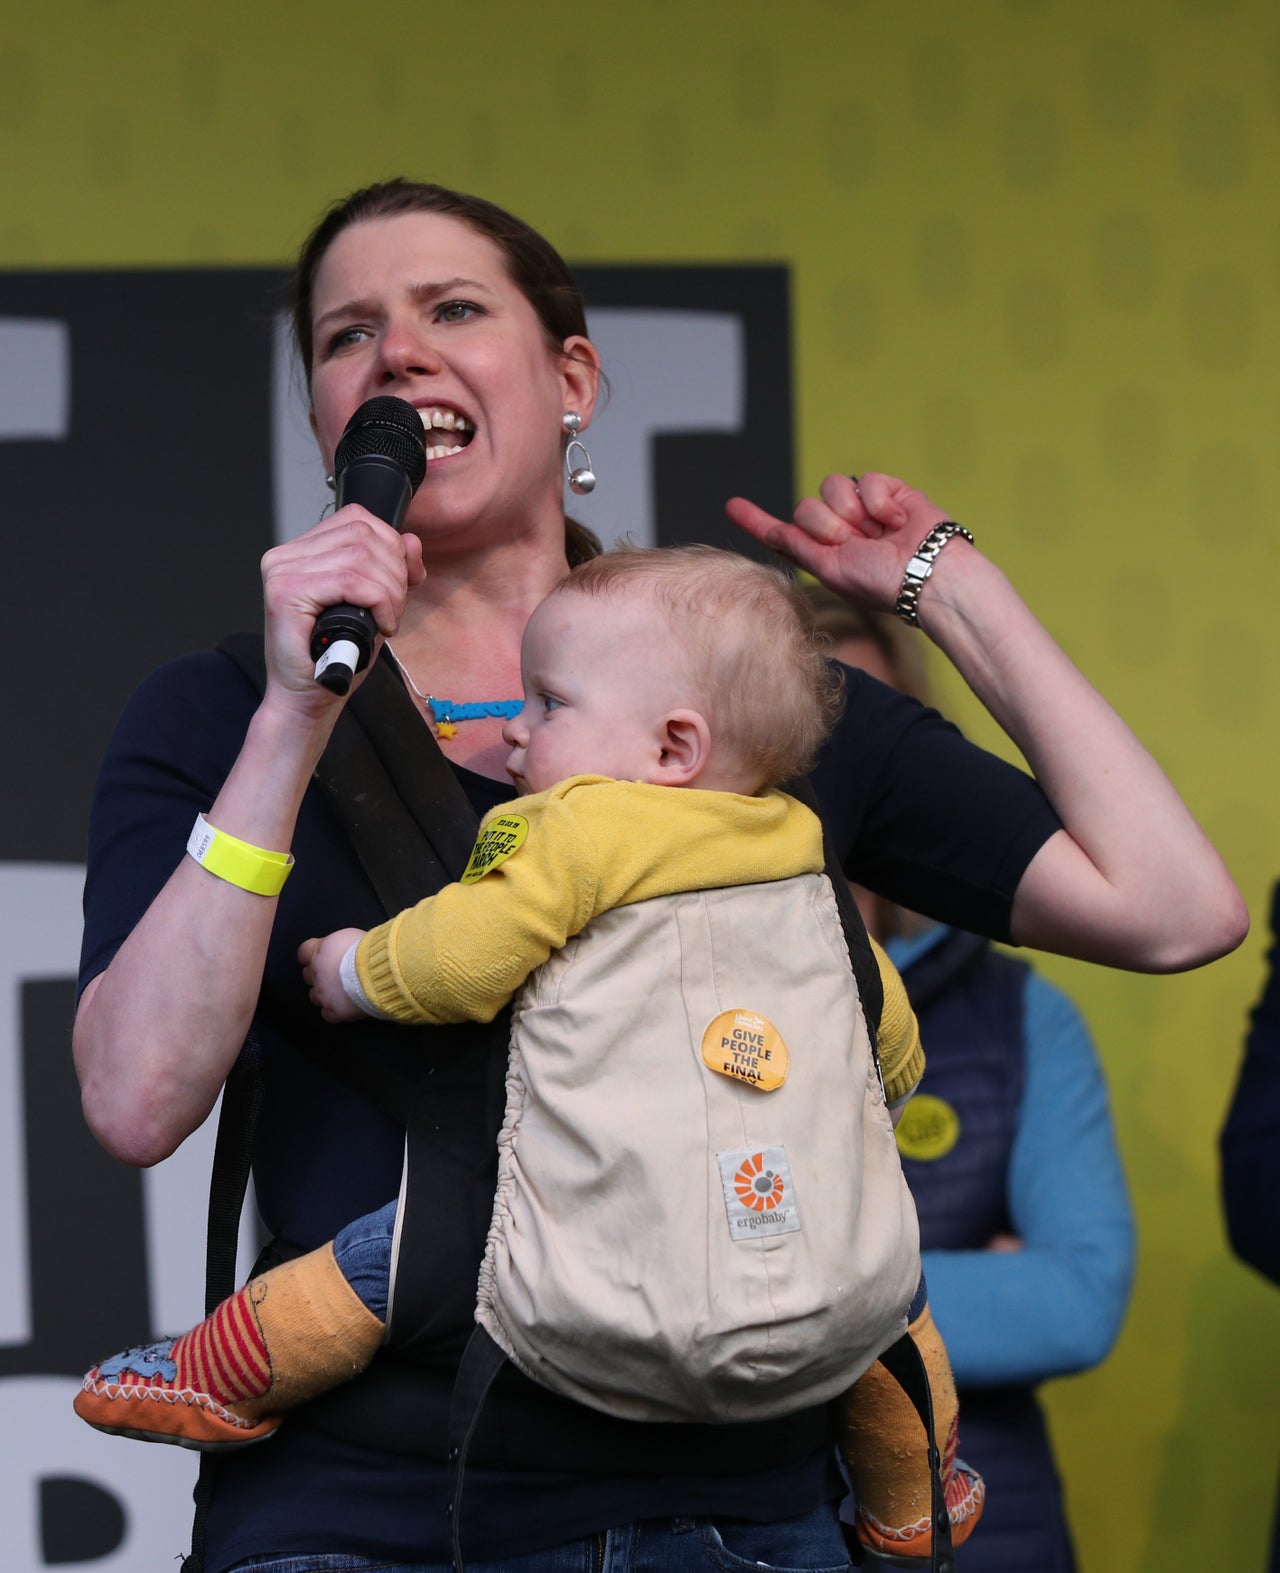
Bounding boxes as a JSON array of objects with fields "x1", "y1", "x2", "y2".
[
  {"x1": 1221, "y1": 882, "x2": 1280, "y2": 1573},
  {"x1": 806, "y1": 584, "x2": 1136, "y2": 1573}
]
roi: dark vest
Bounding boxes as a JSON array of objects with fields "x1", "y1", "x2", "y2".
[{"x1": 897, "y1": 929, "x2": 1078, "y2": 1573}]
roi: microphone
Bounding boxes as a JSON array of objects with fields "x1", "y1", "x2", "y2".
[{"x1": 310, "y1": 395, "x2": 428, "y2": 695}]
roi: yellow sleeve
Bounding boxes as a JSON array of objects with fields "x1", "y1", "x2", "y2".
[
  {"x1": 354, "y1": 792, "x2": 600, "y2": 1025},
  {"x1": 871, "y1": 938, "x2": 925, "y2": 1107}
]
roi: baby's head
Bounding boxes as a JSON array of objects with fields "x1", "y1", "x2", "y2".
[{"x1": 503, "y1": 545, "x2": 845, "y2": 797}]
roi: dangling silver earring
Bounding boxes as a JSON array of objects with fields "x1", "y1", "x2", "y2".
[
  {"x1": 562, "y1": 412, "x2": 596, "y2": 495},
  {"x1": 325, "y1": 474, "x2": 336, "y2": 492}
]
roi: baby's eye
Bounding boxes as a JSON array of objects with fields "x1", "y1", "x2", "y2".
[{"x1": 541, "y1": 694, "x2": 563, "y2": 714}]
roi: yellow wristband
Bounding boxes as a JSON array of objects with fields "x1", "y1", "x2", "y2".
[{"x1": 186, "y1": 814, "x2": 294, "y2": 897}]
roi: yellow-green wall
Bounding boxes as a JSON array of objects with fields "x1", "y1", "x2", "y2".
[{"x1": 8, "y1": 2, "x2": 1279, "y2": 1566}]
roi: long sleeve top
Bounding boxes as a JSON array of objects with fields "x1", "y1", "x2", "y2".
[{"x1": 357, "y1": 774, "x2": 925, "y2": 1105}]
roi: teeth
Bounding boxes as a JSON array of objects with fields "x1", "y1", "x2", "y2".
[
  {"x1": 419, "y1": 406, "x2": 474, "y2": 435},
  {"x1": 425, "y1": 443, "x2": 466, "y2": 460}
]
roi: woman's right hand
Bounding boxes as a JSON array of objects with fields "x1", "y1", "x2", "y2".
[
  {"x1": 74, "y1": 507, "x2": 424, "y2": 1167},
  {"x1": 260, "y1": 504, "x2": 425, "y2": 708}
]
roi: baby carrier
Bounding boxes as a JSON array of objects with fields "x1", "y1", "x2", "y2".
[
  {"x1": 189, "y1": 640, "x2": 956, "y2": 1573},
  {"x1": 472, "y1": 863, "x2": 920, "y2": 1424}
]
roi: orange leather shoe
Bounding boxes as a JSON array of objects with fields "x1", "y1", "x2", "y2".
[
  {"x1": 855, "y1": 1456, "x2": 985, "y2": 1564},
  {"x1": 73, "y1": 1340, "x2": 281, "y2": 1451}
]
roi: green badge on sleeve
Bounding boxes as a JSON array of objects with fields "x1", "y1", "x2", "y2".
[
  {"x1": 895, "y1": 1094, "x2": 961, "y2": 1161},
  {"x1": 461, "y1": 814, "x2": 529, "y2": 883}
]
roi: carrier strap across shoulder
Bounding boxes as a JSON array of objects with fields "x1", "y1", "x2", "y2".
[
  {"x1": 783, "y1": 772, "x2": 884, "y2": 1053},
  {"x1": 220, "y1": 634, "x2": 479, "y2": 907},
  {"x1": 870, "y1": 1332, "x2": 957, "y2": 1573}
]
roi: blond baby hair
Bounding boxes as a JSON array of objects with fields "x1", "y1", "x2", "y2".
[{"x1": 557, "y1": 546, "x2": 845, "y2": 790}]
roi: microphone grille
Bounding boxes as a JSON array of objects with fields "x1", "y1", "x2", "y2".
[{"x1": 334, "y1": 396, "x2": 428, "y2": 490}]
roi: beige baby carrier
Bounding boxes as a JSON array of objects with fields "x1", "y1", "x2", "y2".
[{"x1": 474, "y1": 870, "x2": 922, "y2": 1424}]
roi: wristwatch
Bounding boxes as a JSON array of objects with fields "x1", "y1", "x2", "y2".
[{"x1": 894, "y1": 520, "x2": 974, "y2": 627}]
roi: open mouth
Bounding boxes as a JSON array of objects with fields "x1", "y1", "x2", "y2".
[{"x1": 419, "y1": 405, "x2": 475, "y2": 460}]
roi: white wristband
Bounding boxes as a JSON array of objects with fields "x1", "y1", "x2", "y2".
[{"x1": 339, "y1": 940, "x2": 398, "y2": 1022}]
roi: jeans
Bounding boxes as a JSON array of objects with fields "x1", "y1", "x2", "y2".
[
  {"x1": 226, "y1": 1502, "x2": 852, "y2": 1572},
  {"x1": 331, "y1": 1198, "x2": 398, "y2": 1319}
]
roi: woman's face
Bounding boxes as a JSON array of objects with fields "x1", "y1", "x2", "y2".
[{"x1": 308, "y1": 210, "x2": 598, "y2": 547}]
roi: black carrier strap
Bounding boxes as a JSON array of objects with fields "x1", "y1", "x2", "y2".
[
  {"x1": 783, "y1": 772, "x2": 884, "y2": 1052},
  {"x1": 180, "y1": 1027, "x2": 266, "y2": 1573},
  {"x1": 446, "y1": 1325, "x2": 510, "y2": 1568},
  {"x1": 861, "y1": 1333, "x2": 957, "y2": 1573},
  {"x1": 221, "y1": 635, "x2": 478, "y2": 907}
]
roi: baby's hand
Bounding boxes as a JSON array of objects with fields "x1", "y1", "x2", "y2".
[{"x1": 298, "y1": 928, "x2": 367, "y2": 1022}]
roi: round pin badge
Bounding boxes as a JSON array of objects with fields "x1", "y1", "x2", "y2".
[{"x1": 895, "y1": 1093, "x2": 961, "y2": 1161}]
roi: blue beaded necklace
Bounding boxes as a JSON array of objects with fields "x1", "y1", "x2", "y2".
[
  {"x1": 428, "y1": 696, "x2": 524, "y2": 723},
  {"x1": 386, "y1": 643, "x2": 522, "y2": 739}
]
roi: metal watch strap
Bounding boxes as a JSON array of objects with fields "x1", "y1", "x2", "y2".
[{"x1": 894, "y1": 520, "x2": 974, "y2": 627}]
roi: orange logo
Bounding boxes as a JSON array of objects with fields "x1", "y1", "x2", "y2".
[{"x1": 733, "y1": 1152, "x2": 785, "y2": 1211}]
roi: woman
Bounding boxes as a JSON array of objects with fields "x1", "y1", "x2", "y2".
[{"x1": 73, "y1": 180, "x2": 1246, "y2": 1573}]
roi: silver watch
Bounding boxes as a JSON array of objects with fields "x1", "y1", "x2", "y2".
[{"x1": 894, "y1": 520, "x2": 974, "y2": 627}]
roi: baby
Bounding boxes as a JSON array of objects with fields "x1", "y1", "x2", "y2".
[{"x1": 75, "y1": 545, "x2": 982, "y2": 1562}]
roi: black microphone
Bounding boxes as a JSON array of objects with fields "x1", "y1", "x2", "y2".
[{"x1": 310, "y1": 395, "x2": 428, "y2": 695}]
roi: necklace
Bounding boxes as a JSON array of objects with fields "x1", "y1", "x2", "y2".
[{"x1": 384, "y1": 642, "x2": 522, "y2": 740}]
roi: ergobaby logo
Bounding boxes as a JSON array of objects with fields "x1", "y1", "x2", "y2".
[
  {"x1": 461, "y1": 814, "x2": 529, "y2": 884},
  {"x1": 735, "y1": 1153, "x2": 785, "y2": 1210},
  {"x1": 717, "y1": 1145, "x2": 800, "y2": 1240}
]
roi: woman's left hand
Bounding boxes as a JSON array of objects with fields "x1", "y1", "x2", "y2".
[
  {"x1": 730, "y1": 469, "x2": 1248, "y2": 973},
  {"x1": 726, "y1": 472, "x2": 961, "y2": 612}
]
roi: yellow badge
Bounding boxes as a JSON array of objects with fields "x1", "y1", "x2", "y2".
[
  {"x1": 460, "y1": 814, "x2": 529, "y2": 884},
  {"x1": 700, "y1": 1009, "x2": 789, "y2": 1092},
  {"x1": 895, "y1": 1094, "x2": 961, "y2": 1161}
]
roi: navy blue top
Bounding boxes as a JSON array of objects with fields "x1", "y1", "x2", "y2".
[{"x1": 1222, "y1": 882, "x2": 1280, "y2": 1573}]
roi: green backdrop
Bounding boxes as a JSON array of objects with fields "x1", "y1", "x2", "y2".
[{"x1": 5, "y1": 2, "x2": 1278, "y2": 1566}]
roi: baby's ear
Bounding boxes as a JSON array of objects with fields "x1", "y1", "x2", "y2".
[{"x1": 652, "y1": 710, "x2": 712, "y2": 787}]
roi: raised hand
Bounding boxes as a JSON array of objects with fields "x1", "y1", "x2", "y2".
[{"x1": 726, "y1": 471, "x2": 962, "y2": 613}]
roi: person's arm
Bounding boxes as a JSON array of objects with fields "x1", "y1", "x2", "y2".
[
  {"x1": 1221, "y1": 881, "x2": 1280, "y2": 1286},
  {"x1": 871, "y1": 938, "x2": 925, "y2": 1111},
  {"x1": 298, "y1": 795, "x2": 599, "y2": 1028},
  {"x1": 920, "y1": 973, "x2": 1135, "y2": 1386},
  {"x1": 728, "y1": 472, "x2": 1247, "y2": 972},
  {"x1": 74, "y1": 506, "x2": 423, "y2": 1168},
  {"x1": 319, "y1": 782, "x2": 827, "y2": 1028}
]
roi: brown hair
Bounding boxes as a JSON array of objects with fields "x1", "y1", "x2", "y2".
[
  {"x1": 290, "y1": 178, "x2": 601, "y2": 566},
  {"x1": 800, "y1": 581, "x2": 930, "y2": 704},
  {"x1": 559, "y1": 546, "x2": 846, "y2": 789}
]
